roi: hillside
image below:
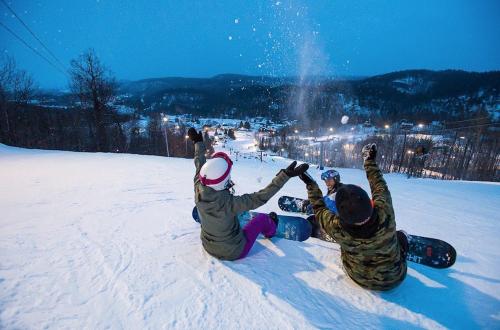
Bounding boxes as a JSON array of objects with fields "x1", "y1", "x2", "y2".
[
  {"x1": 35, "y1": 70, "x2": 500, "y2": 123},
  {"x1": 1, "y1": 132, "x2": 500, "y2": 329}
]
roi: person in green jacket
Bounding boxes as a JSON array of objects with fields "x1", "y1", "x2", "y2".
[
  {"x1": 188, "y1": 128, "x2": 308, "y2": 260},
  {"x1": 299, "y1": 143, "x2": 408, "y2": 290}
]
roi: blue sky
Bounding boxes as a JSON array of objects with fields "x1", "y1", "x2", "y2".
[{"x1": 1, "y1": 0, "x2": 499, "y2": 88}]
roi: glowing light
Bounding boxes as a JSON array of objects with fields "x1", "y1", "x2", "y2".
[
  {"x1": 294, "y1": 129, "x2": 299, "y2": 134},
  {"x1": 329, "y1": 127, "x2": 333, "y2": 132},
  {"x1": 384, "y1": 124, "x2": 389, "y2": 129},
  {"x1": 343, "y1": 144, "x2": 354, "y2": 151},
  {"x1": 418, "y1": 123, "x2": 424, "y2": 128}
]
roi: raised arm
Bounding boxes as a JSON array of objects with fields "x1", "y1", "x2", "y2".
[
  {"x1": 188, "y1": 128, "x2": 206, "y2": 184},
  {"x1": 230, "y1": 171, "x2": 289, "y2": 214},
  {"x1": 230, "y1": 161, "x2": 309, "y2": 214},
  {"x1": 300, "y1": 173, "x2": 341, "y2": 236},
  {"x1": 362, "y1": 144, "x2": 392, "y2": 209},
  {"x1": 194, "y1": 142, "x2": 206, "y2": 182}
]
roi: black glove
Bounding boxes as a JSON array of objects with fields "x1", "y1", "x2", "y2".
[
  {"x1": 188, "y1": 127, "x2": 203, "y2": 143},
  {"x1": 299, "y1": 171, "x2": 316, "y2": 185},
  {"x1": 283, "y1": 161, "x2": 309, "y2": 177},
  {"x1": 362, "y1": 143, "x2": 377, "y2": 161}
]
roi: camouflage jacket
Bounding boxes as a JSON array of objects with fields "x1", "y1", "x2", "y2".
[
  {"x1": 306, "y1": 160, "x2": 407, "y2": 290},
  {"x1": 193, "y1": 142, "x2": 290, "y2": 260}
]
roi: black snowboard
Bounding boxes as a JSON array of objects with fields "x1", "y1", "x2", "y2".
[
  {"x1": 405, "y1": 234, "x2": 457, "y2": 269},
  {"x1": 192, "y1": 206, "x2": 312, "y2": 241},
  {"x1": 278, "y1": 195, "x2": 312, "y2": 214}
]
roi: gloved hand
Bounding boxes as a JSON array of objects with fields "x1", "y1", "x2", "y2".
[
  {"x1": 299, "y1": 171, "x2": 316, "y2": 185},
  {"x1": 283, "y1": 161, "x2": 309, "y2": 177},
  {"x1": 362, "y1": 143, "x2": 377, "y2": 161},
  {"x1": 188, "y1": 127, "x2": 203, "y2": 143}
]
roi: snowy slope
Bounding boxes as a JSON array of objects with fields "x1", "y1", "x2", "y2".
[{"x1": 1, "y1": 133, "x2": 500, "y2": 329}]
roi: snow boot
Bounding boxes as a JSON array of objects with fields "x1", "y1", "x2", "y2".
[
  {"x1": 397, "y1": 230, "x2": 409, "y2": 260},
  {"x1": 269, "y1": 212, "x2": 279, "y2": 227}
]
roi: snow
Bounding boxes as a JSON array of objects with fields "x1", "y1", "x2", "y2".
[{"x1": 1, "y1": 131, "x2": 500, "y2": 329}]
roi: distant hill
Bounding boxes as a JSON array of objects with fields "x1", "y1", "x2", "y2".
[{"x1": 40, "y1": 70, "x2": 500, "y2": 124}]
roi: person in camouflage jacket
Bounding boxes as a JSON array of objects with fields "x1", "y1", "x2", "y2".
[{"x1": 299, "y1": 143, "x2": 408, "y2": 291}]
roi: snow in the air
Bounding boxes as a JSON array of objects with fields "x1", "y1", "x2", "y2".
[{"x1": 1, "y1": 130, "x2": 499, "y2": 329}]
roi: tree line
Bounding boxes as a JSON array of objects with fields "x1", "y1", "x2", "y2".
[
  {"x1": 0, "y1": 51, "x2": 204, "y2": 158},
  {"x1": 257, "y1": 126, "x2": 499, "y2": 182},
  {"x1": 1, "y1": 51, "x2": 497, "y2": 181}
]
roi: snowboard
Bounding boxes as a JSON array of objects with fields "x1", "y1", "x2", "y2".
[
  {"x1": 278, "y1": 195, "x2": 312, "y2": 214},
  {"x1": 279, "y1": 196, "x2": 336, "y2": 243},
  {"x1": 278, "y1": 195, "x2": 338, "y2": 215},
  {"x1": 306, "y1": 215, "x2": 456, "y2": 269},
  {"x1": 405, "y1": 234, "x2": 456, "y2": 269},
  {"x1": 192, "y1": 206, "x2": 312, "y2": 242}
]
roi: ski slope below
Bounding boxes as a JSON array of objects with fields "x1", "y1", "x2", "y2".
[{"x1": 1, "y1": 133, "x2": 500, "y2": 329}]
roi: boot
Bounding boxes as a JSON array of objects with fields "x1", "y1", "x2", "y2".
[{"x1": 269, "y1": 212, "x2": 279, "y2": 227}]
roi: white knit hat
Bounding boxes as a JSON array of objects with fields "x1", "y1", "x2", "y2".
[{"x1": 199, "y1": 152, "x2": 233, "y2": 191}]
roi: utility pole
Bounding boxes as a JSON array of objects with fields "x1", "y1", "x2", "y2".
[
  {"x1": 442, "y1": 131, "x2": 458, "y2": 180},
  {"x1": 160, "y1": 114, "x2": 170, "y2": 157},
  {"x1": 319, "y1": 141, "x2": 325, "y2": 170},
  {"x1": 397, "y1": 129, "x2": 408, "y2": 173}
]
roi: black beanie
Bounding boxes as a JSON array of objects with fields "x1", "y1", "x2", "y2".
[{"x1": 335, "y1": 184, "x2": 373, "y2": 225}]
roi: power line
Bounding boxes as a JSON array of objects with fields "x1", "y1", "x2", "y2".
[
  {"x1": 444, "y1": 116, "x2": 492, "y2": 125},
  {"x1": 0, "y1": 21, "x2": 68, "y2": 77},
  {"x1": 429, "y1": 122, "x2": 499, "y2": 135},
  {"x1": 1, "y1": 0, "x2": 68, "y2": 73},
  {"x1": 445, "y1": 122, "x2": 499, "y2": 131}
]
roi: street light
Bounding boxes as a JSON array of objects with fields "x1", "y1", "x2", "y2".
[
  {"x1": 294, "y1": 129, "x2": 299, "y2": 134},
  {"x1": 329, "y1": 127, "x2": 333, "y2": 132},
  {"x1": 185, "y1": 135, "x2": 189, "y2": 155},
  {"x1": 384, "y1": 124, "x2": 390, "y2": 129}
]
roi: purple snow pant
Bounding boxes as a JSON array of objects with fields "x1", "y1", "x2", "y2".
[{"x1": 238, "y1": 213, "x2": 277, "y2": 259}]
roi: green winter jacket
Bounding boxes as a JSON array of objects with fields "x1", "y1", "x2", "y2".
[
  {"x1": 306, "y1": 159, "x2": 407, "y2": 291},
  {"x1": 193, "y1": 142, "x2": 290, "y2": 260}
]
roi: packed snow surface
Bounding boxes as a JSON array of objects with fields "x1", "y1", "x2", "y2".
[{"x1": 1, "y1": 131, "x2": 500, "y2": 329}]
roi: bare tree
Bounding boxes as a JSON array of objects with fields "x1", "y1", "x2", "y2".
[
  {"x1": 69, "y1": 49, "x2": 116, "y2": 152},
  {"x1": 0, "y1": 55, "x2": 35, "y2": 144}
]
